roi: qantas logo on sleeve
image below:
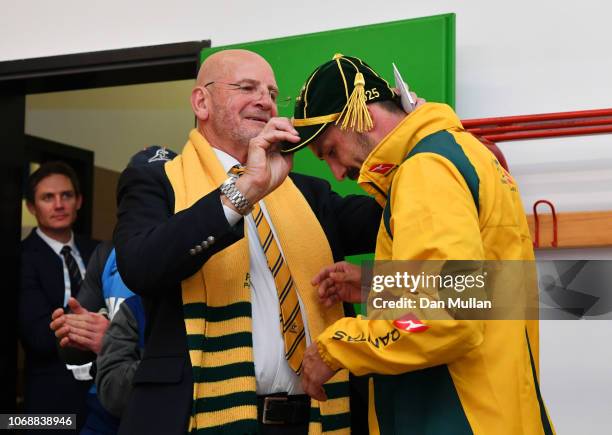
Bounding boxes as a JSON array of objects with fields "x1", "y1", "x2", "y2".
[
  {"x1": 369, "y1": 163, "x2": 395, "y2": 175},
  {"x1": 393, "y1": 314, "x2": 429, "y2": 333}
]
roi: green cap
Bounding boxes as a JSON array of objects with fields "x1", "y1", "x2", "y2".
[{"x1": 282, "y1": 54, "x2": 395, "y2": 153}]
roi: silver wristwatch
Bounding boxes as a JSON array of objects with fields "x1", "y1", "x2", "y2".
[{"x1": 220, "y1": 175, "x2": 252, "y2": 215}]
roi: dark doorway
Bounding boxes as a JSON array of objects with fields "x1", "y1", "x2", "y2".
[{"x1": 0, "y1": 40, "x2": 209, "y2": 412}]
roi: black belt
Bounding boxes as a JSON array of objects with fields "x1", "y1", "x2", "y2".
[{"x1": 257, "y1": 394, "x2": 310, "y2": 425}]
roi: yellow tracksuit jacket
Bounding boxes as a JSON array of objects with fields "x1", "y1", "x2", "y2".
[{"x1": 316, "y1": 103, "x2": 554, "y2": 434}]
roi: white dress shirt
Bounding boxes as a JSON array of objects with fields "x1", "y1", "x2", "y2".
[
  {"x1": 213, "y1": 148, "x2": 309, "y2": 395},
  {"x1": 36, "y1": 227, "x2": 92, "y2": 380},
  {"x1": 36, "y1": 228, "x2": 87, "y2": 307}
]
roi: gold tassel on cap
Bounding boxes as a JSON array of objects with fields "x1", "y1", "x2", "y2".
[{"x1": 337, "y1": 72, "x2": 373, "y2": 133}]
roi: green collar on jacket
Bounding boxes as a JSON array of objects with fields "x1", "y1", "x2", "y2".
[{"x1": 357, "y1": 103, "x2": 464, "y2": 205}]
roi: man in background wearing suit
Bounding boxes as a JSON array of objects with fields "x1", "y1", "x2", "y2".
[{"x1": 19, "y1": 161, "x2": 99, "y2": 432}]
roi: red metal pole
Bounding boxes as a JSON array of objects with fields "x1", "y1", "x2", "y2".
[
  {"x1": 467, "y1": 117, "x2": 612, "y2": 136},
  {"x1": 481, "y1": 125, "x2": 612, "y2": 142},
  {"x1": 462, "y1": 108, "x2": 612, "y2": 128}
]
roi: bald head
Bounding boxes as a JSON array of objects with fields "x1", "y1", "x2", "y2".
[{"x1": 196, "y1": 49, "x2": 273, "y2": 87}]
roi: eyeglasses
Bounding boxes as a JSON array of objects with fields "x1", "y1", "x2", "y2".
[{"x1": 204, "y1": 80, "x2": 293, "y2": 107}]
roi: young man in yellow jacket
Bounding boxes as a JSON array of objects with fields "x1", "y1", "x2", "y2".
[{"x1": 282, "y1": 54, "x2": 554, "y2": 435}]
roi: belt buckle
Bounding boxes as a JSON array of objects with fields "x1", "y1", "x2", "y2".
[{"x1": 262, "y1": 396, "x2": 288, "y2": 425}]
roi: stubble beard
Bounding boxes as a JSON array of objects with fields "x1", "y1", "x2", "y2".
[{"x1": 347, "y1": 132, "x2": 375, "y2": 180}]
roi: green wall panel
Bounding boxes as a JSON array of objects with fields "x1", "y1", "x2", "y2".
[
  {"x1": 201, "y1": 13, "x2": 455, "y2": 197},
  {"x1": 201, "y1": 14, "x2": 455, "y2": 287}
]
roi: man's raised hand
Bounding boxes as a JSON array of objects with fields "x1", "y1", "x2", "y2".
[{"x1": 235, "y1": 117, "x2": 298, "y2": 205}]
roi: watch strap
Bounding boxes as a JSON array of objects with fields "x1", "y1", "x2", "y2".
[{"x1": 220, "y1": 175, "x2": 252, "y2": 215}]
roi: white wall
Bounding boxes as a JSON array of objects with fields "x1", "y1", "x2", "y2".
[
  {"x1": 3, "y1": 1, "x2": 611, "y2": 432},
  {"x1": 25, "y1": 80, "x2": 195, "y2": 172},
  {"x1": 4, "y1": 1, "x2": 612, "y2": 212}
]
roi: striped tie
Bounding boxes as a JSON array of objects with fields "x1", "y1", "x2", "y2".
[
  {"x1": 229, "y1": 165, "x2": 246, "y2": 177},
  {"x1": 251, "y1": 202, "x2": 306, "y2": 374},
  {"x1": 60, "y1": 245, "x2": 82, "y2": 295},
  {"x1": 228, "y1": 165, "x2": 306, "y2": 373}
]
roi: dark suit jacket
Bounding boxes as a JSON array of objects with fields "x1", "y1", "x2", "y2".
[
  {"x1": 19, "y1": 229, "x2": 98, "y2": 430},
  {"x1": 114, "y1": 162, "x2": 381, "y2": 435}
]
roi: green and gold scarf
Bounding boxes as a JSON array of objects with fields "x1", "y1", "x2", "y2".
[{"x1": 165, "y1": 129, "x2": 351, "y2": 434}]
